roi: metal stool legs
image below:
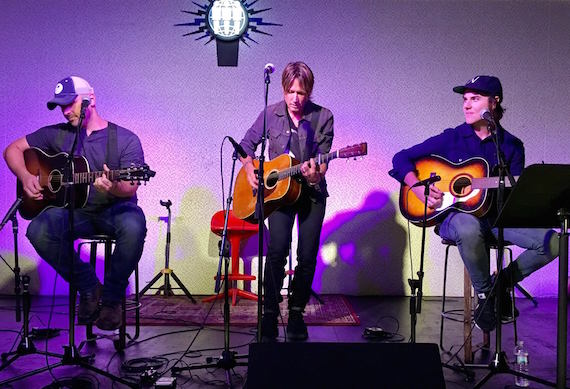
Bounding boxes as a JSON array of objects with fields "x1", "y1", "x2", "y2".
[{"x1": 78, "y1": 235, "x2": 140, "y2": 351}]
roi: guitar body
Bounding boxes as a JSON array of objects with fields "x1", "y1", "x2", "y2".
[
  {"x1": 233, "y1": 154, "x2": 302, "y2": 222},
  {"x1": 17, "y1": 148, "x2": 89, "y2": 220},
  {"x1": 16, "y1": 147, "x2": 155, "y2": 220},
  {"x1": 399, "y1": 155, "x2": 491, "y2": 226}
]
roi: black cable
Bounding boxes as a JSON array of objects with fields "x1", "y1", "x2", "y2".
[
  {"x1": 0, "y1": 252, "x2": 14, "y2": 272},
  {"x1": 121, "y1": 356, "x2": 168, "y2": 372},
  {"x1": 44, "y1": 273, "x2": 62, "y2": 384}
]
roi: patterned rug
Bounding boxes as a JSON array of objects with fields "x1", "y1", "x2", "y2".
[{"x1": 126, "y1": 294, "x2": 359, "y2": 326}]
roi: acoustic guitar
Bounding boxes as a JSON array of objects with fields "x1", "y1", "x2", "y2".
[
  {"x1": 233, "y1": 143, "x2": 368, "y2": 222},
  {"x1": 398, "y1": 155, "x2": 516, "y2": 226},
  {"x1": 17, "y1": 147, "x2": 155, "y2": 220}
]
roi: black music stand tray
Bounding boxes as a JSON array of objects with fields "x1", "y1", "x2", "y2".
[{"x1": 491, "y1": 163, "x2": 570, "y2": 389}]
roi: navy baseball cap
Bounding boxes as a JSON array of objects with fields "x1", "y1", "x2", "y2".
[
  {"x1": 47, "y1": 76, "x2": 93, "y2": 110},
  {"x1": 453, "y1": 75, "x2": 503, "y2": 102}
]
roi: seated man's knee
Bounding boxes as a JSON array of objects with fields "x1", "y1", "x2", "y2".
[{"x1": 445, "y1": 213, "x2": 483, "y2": 239}]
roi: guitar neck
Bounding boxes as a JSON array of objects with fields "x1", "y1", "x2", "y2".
[
  {"x1": 471, "y1": 176, "x2": 518, "y2": 189},
  {"x1": 74, "y1": 169, "x2": 123, "y2": 184},
  {"x1": 278, "y1": 151, "x2": 339, "y2": 180}
]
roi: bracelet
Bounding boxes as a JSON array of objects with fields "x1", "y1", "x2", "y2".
[{"x1": 308, "y1": 174, "x2": 321, "y2": 186}]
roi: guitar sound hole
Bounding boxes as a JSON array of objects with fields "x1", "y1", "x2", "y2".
[
  {"x1": 452, "y1": 176, "x2": 472, "y2": 197},
  {"x1": 48, "y1": 170, "x2": 62, "y2": 193},
  {"x1": 266, "y1": 171, "x2": 279, "y2": 188}
]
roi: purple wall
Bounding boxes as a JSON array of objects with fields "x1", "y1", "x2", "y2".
[{"x1": 1, "y1": 1, "x2": 569, "y2": 297}]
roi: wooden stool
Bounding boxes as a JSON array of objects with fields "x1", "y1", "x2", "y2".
[
  {"x1": 203, "y1": 210, "x2": 259, "y2": 306},
  {"x1": 77, "y1": 234, "x2": 140, "y2": 351},
  {"x1": 439, "y1": 239, "x2": 514, "y2": 363}
]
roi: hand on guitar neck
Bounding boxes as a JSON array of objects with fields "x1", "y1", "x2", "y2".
[{"x1": 404, "y1": 171, "x2": 444, "y2": 210}]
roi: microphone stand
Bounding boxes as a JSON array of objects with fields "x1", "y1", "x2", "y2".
[
  {"x1": 408, "y1": 181, "x2": 430, "y2": 342},
  {"x1": 171, "y1": 150, "x2": 247, "y2": 386},
  {"x1": 255, "y1": 69, "x2": 271, "y2": 342},
  {"x1": 0, "y1": 198, "x2": 65, "y2": 374},
  {"x1": 0, "y1": 197, "x2": 24, "y2": 322},
  {"x1": 474, "y1": 123, "x2": 555, "y2": 388}
]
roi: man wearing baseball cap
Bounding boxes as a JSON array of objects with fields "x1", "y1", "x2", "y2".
[
  {"x1": 389, "y1": 75, "x2": 558, "y2": 332},
  {"x1": 3, "y1": 76, "x2": 148, "y2": 330}
]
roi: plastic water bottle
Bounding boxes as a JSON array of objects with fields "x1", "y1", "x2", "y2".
[{"x1": 514, "y1": 340, "x2": 530, "y2": 387}]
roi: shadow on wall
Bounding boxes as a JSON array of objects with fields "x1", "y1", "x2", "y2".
[{"x1": 314, "y1": 190, "x2": 407, "y2": 296}]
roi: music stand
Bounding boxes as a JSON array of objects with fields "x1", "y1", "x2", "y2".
[{"x1": 485, "y1": 163, "x2": 570, "y2": 389}]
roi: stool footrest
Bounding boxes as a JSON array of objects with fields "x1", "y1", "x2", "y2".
[{"x1": 214, "y1": 274, "x2": 256, "y2": 281}]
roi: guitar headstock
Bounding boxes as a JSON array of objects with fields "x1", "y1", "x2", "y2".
[
  {"x1": 338, "y1": 142, "x2": 367, "y2": 159},
  {"x1": 120, "y1": 164, "x2": 156, "y2": 185}
]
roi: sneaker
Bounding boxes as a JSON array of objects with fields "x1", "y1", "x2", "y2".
[
  {"x1": 286, "y1": 310, "x2": 308, "y2": 341},
  {"x1": 474, "y1": 292, "x2": 496, "y2": 332},
  {"x1": 77, "y1": 282, "x2": 102, "y2": 324},
  {"x1": 261, "y1": 312, "x2": 278, "y2": 342},
  {"x1": 95, "y1": 302, "x2": 122, "y2": 330}
]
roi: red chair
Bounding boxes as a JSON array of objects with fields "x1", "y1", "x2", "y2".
[{"x1": 203, "y1": 210, "x2": 259, "y2": 305}]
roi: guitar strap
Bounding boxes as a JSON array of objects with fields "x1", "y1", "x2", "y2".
[
  {"x1": 309, "y1": 108, "x2": 321, "y2": 160},
  {"x1": 105, "y1": 122, "x2": 119, "y2": 170}
]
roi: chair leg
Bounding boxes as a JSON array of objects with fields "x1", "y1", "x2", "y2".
[
  {"x1": 439, "y1": 244, "x2": 451, "y2": 351},
  {"x1": 464, "y1": 268, "x2": 473, "y2": 363}
]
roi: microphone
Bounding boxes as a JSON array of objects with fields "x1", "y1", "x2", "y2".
[
  {"x1": 264, "y1": 63, "x2": 275, "y2": 74},
  {"x1": 411, "y1": 175, "x2": 441, "y2": 188},
  {"x1": 81, "y1": 97, "x2": 90, "y2": 109},
  {"x1": 228, "y1": 136, "x2": 248, "y2": 159},
  {"x1": 480, "y1": 109, "x2": 496, "y2": 128},
  {"x1": 0, "y1": 197, "x2": 23, "y2": 231}
]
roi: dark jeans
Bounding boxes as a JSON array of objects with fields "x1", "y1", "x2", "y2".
[
  {"x1": 264, "y1": 192, "x2": 326, "y2": 314},
  {"x1": 26, "y1": 201, "x2": 147, "y2": 303}
]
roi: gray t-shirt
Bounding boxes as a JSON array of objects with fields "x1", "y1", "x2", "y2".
[{"x1": 26, "y1": 122, "x2": 144, "y2": 210}]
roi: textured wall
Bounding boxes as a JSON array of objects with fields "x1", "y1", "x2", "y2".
[{"x1": 0, "y1": 1, "x2": 568, "y2": 297}]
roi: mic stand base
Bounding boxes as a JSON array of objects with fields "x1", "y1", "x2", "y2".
[
  {"x1": 139, "y1": 269, "x2": 196, "y2": 303},
  {"x1": 474, "y1": 351, "x2": 557, "y2": 389},
  {"x1": 0, "y1": 275, "x2": 63, "y2": 373}
]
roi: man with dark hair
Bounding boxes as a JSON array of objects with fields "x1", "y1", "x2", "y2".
[
  {"x1": 3, "y1": 76, "x2": 147, "y2": 330},
  {"x1": 239, "y1": 61, "x2": 334, "y2": 341},
  {"x1": 390, "y1": 75, "x2": 558, "y2": 331}
]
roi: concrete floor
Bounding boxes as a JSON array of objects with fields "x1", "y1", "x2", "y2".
[{"x1": 0, "y1": 294, "x2": 567, "y2": 388}]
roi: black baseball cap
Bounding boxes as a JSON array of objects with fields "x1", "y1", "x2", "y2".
[{"x1": 453, "y1": 75, "x2": 503, "y2": 102}]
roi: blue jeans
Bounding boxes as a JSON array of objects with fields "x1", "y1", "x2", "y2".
[
  {"x1": 26, "y1": 201, "x2": 147, "y2": 303},
  {"x1": 438, "y1": 212, "x2": 558, "y2": 294}
]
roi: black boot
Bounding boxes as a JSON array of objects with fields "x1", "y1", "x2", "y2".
[
  {"x1": 261, "y1": 311, "x2": 278, "y2": 342},
  {"x1": 286, "y1": 309, "x2": 308, "y2": 341}
]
